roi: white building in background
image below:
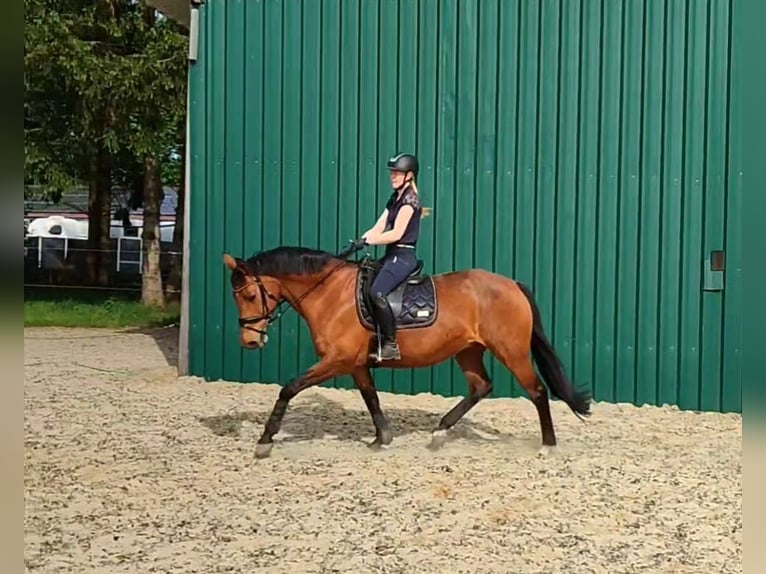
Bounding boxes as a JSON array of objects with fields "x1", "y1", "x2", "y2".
[
  {"x1": 25, "y1": 213, "x2": 176, "y2": 243},
  {"x1": 24, "y1": 187, "x2": 179, "y2": 273}
]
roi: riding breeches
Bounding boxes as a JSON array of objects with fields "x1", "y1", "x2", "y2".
[{"x1": 369, "y1": 249, "x2": 418, "y2": 298}]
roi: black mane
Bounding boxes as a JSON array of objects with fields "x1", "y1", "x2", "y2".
[{"x1": 244, "y1": 245, "x2": 343, "y2": 277}]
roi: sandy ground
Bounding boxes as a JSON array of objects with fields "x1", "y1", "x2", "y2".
[{"x1": 24, "y1": 327, "x2": 741, "y2": 574}]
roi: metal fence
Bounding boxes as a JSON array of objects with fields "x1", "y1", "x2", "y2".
[{"x1": 24, "y1": 235, "x2": 182, "y2": 296}]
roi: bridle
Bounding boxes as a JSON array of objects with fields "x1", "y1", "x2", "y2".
[
  {"x1": 233, "y1": 273, "x2": 282, "y2": 337},
  {"x1": 232, "y1": 258, "x2": 351, "y2": 339}
]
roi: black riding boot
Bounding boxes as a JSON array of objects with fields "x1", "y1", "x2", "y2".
[{"x1": 371, "y1": 293, "x2": 401, "y2": 361}]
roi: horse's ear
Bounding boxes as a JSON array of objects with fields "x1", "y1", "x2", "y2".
[{"x1": 223, "y1": 253, "x2": 238, "y2": 271}]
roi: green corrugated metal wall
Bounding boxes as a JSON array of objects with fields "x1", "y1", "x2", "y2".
[{"x1": 187, "y1": 0, "x2": 742, "y2": 413}]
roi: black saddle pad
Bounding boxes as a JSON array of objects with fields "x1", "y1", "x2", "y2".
[{"x1": 354, "y1": 261, "x2": 438, "y2": 331}]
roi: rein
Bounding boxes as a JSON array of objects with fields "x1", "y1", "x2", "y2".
[{"x1": 235, "y1": 256, "x2": 353, "y2": 334}]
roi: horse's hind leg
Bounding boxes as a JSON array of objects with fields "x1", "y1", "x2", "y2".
[
  {"x1": 489, "y1": 342, "x2": 557, "y2": 450},
  {"x1": 428, "y1": 344, "x2": 492, "y2": 450}
]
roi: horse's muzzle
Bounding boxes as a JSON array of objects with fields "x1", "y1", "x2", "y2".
[{"x1": 241, "y1": 333, "x2": 269, "y2": 349}]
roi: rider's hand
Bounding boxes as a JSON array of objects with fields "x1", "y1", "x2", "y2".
[
  {"x1": 351, "y1": 237, "x2": 368, "y2": 250},
  {"x1": 337, "y1": 237, "x2": 368, "y2": 258}
]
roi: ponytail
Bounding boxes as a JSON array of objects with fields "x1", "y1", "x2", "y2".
[{"x1": 408, "y1": 178, "x2": 432, "y2": 219}]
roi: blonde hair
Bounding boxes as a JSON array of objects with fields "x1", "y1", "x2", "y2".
[{"x1": 408, "y1": 177, "x2": 432, "y2": 219}]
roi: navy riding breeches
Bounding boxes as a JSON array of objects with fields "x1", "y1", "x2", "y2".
[{"x1": 369, "y1": 248, "x2": 418, "y2": 297}]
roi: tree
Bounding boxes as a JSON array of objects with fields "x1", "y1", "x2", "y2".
[
  {"x1": 25, "y1": 0, "x2": 122, "y2": 284},
  {"x1": 125, "y1": 2, "x2": 188, "y2": 307},
  {"x1": 24, "y1": 0, "x2": 188, "y2": 299}
]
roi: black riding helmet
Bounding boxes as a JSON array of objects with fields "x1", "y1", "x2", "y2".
[{"x1": 387, "y1": 152, "x2": 419, "y2": 177}]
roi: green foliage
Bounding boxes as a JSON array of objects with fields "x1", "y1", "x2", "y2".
[
  {"x1": 24, "y1": 297, "x2": 180, "y2": 328},
  {"x1": 24, "y1": 0, "x2": 188, "y2": 194}
]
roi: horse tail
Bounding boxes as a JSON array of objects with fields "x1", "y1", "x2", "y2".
[{"x1": 516, "y1": 281, "x2": 592, "y2": 421}]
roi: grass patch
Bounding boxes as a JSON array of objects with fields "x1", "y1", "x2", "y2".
[{"x1": 24, "y1": 298, "x2": 180, "y2": 329}]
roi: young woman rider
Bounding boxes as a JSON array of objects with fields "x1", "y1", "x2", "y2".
[{"x1": 356, "y1": 152, "x2": 423, "y2": 361}]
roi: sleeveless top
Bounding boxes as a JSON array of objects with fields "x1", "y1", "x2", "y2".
[{"x1": 384, "y1": 185, "x2": 421, "y2": 248}]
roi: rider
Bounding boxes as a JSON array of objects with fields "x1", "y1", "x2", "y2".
[{"x1": 358, "y1": 152, "x2": 423, "y2": 361}]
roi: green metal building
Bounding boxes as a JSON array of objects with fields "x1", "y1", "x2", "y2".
[{"x1": 178, "y1": 0, "x2": 742, "y2": 413}]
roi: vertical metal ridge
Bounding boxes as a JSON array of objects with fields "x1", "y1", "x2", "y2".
[
  {"x1": 550, "y1": 0, "x2": 564, "y2": 352},
  {"x1": 569, "y1": 0, "x2": 584, "y2": 392},
  {"x1": 490, "y1": 0, "x2": 501, "y2": 276},
  {"x1": 674, "y1": 0, "x2": 690, "y2": 408},
  {"x1": 531, "y1": 0, "x2": 541, "y2": 293},
  {"x1": 631, "y1": 0, "x2": 649, "y2": 406},
  {"x1": 611, "y1": 0, "x2": 626, "y2": 403},
  {"x1": 282, "y1": 0, "x2": 303, "y2": 381},
  {"x1": 447, "y1": 0, "x2": 462, "y2": 396},
  {"x1": 297, "y1": 0, "x2": 322, "y2": 383},
  {"x1": 431, "y1": 0, "x2": 457, "y2": 398},
  {"x1": 354, "y1": 0, "x2": 363, "y2": 238},
  {"x1": 720, "y1": 0, "x2": 741, "y2": 413},
  {"x1": 204, "y1": 0, "x2": 227, "y2": 381},
  {"x1": 489, "y1": 0, "x2": 520, "y2": 396},
  {"x1": 373, "y1": 0, "x2": 383, "y2": 355},
  {"x1": 295, "y1": 0, "x2": 305, "y2": 379},
  {"x1": 592, "y1": 0, "x2": 608, "y2": 401},
  {"x1": 679, "y1": 0, "x2": 709, "y2": 410},
  {"x1": 718, "y1": 0, "x2": 732, "y2": 414},
  {"x1": 534, "y1": 0, "x2": 558, "y2": 346},
  {"x1": 654, "y1": 0, "x2": 669, "y2": 405},
  {"x1": 555, "y1": 0, "x2": 583, "y2": 383},
  {"x1": 412, "y1": 2, "x2": 439, "y2": 394},
  {"x1": 659, "y1": 0, "x2": 685, "y2": 407},
  {"x1": 256, "y1": 0, "x2": 267, "y2": 383},
  {"x1": 276, "y1": 0, "x2": 285, "y2": 381},
  {"x1": 512, "y1": 0, "x2": 521, "y2": 287},
  {"x1": 470, "y1": 0, "x2": 480, "y2": 271},
  {"x1": 698, "y1": 0, "x2": 713, "y2": 412},
  {"x1": 486, "y1": 0, "x2": 502, "y2": 385},
  {"x1": 334, "y1": 0, "x2": 343, "y2": 258},
  {"x1": 701, "y1": 0, "x2": 715, "y2": 409},
  {"x1": 222, "y1": 0, "x2": 246, "y2": 383},
  {"x1": 636, "y1": 0, "x2": 658, "y2": 407}
]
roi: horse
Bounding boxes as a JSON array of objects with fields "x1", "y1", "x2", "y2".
[{"x1": 222, "y1": 245, "x2": 591, "y2": 458}]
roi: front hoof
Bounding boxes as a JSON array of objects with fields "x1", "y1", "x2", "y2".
[
  {"x1": 367, "y1": 433, "x2": 392, "y2": 450},
  {"x1": 367, "y1": 438, "x2": 384, "y2": 450},
  {"x1": 427, "y1": 429, "x2": 448, "y2": 451},
  {"x1": 536, "y1": 444, "x2": 555, "y2": 457},
  {"x1": 254, "y1": 442, "x2": 273, "y2": 459},
  {"x1": 378, "y1": 427, "x2": 393, "y2": 446}
]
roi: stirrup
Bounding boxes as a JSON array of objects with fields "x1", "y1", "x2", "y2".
[{"x1": 373, "y1": 338, "x2": 401, "y2": 361}]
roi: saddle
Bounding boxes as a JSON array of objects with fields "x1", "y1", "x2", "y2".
[{"x1": 354, "y1": 256, "x2": 438, "y2": 331}]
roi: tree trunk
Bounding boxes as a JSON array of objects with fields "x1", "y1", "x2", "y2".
[
  {"x1": 141, "y1": 155, "x2": 165, "y2": 307},
  {"x1": 166, "y1": 137, "x2": 185, "y2": 300},
  {"x1": 86, "y1": 144, "x2": 112, "y2": 286}
]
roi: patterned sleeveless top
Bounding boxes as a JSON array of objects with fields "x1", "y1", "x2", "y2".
[{"x1": 384, "y1": 185, "x2": 421, "y2": 246}]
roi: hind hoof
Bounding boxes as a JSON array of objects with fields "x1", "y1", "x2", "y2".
[
  {"x1": 427, "y1": 429, "x2": 448, "y2": 451},
  {"x1": 254, "y1": 442, "x2": 273, "y2": 459}
]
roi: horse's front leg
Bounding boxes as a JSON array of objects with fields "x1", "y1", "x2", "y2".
[
  {"x1": 255, "y1": 359, "x2": 340, "y2": 458},
  {"x1": 351, "y1": 366, "x2": 393, "y2": 448}
]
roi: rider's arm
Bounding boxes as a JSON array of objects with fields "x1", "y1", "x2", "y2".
[
  {"x1": 365, "y1": 205, "x2": 414, "y2": 245},
  {"x1": 362, "y1": 209, "x2": 388, "y2": 240}
]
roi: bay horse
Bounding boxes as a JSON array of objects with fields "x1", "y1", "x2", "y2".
[{"x1": 222, "y1": 245, "x2": 591, "y2": 458}]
